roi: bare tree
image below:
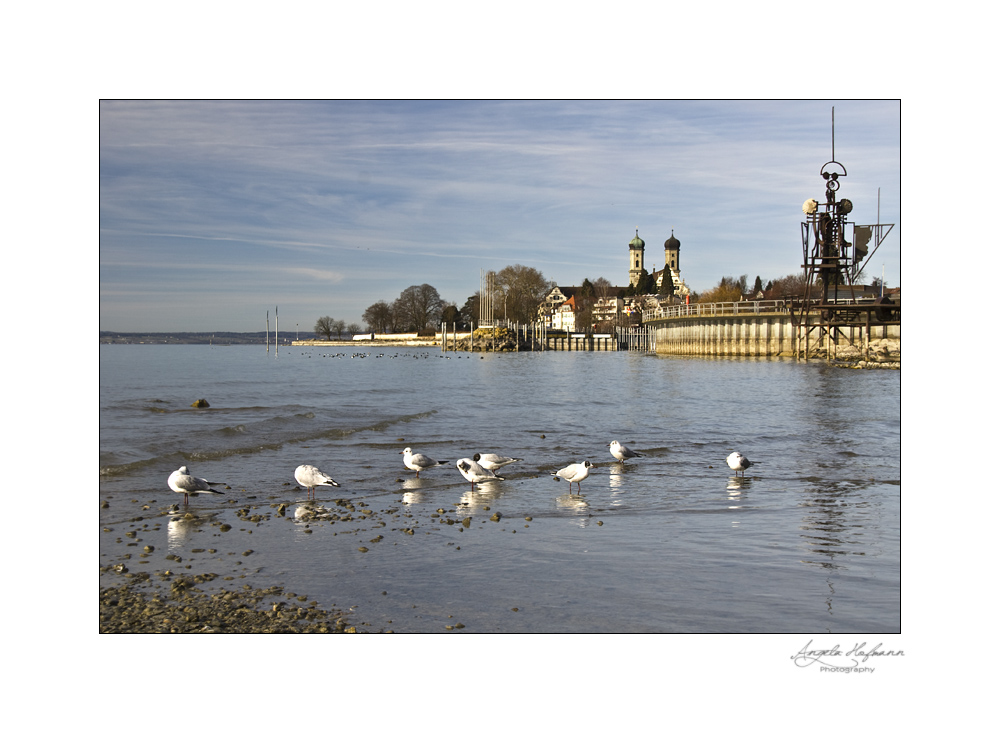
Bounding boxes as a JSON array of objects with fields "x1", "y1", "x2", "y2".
[
  {"x1": 764, "y1": 273, "x2": 808, "y2": 299},
  {"x1": 592, "y1": 276, "x2": 613, "y2": 300},
  {"x1": 362, "y1": 301, "x2": 393, "y2": 333},
  {"x1": 314, "y1": 316, "x2": 337, "y2": 340},
  {"x1": 489, "y1": 264, "x2": 554, "y2": 323},
  {"x1": 394, "y1": 284, "x2": 444, "y2": 332}
]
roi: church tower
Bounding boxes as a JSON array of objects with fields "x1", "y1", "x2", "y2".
[
  {"x1": 664, "y1": 229, "x2": 680, "y2": 273},
  {"x1": 628, "y1": 229, "x2": 645, "y2": 286},
  {"x1": 658, "y1": 228, "x2": 690, "y2": 298}
]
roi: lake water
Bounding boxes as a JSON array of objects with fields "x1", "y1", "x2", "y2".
[{"x1": 99, "y1": 344, "x2": 900, "y2": 633}]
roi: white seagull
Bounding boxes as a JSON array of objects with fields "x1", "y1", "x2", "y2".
[
  {"x1": 608, "y1": 440, "x2": 643, "y2": 463},
  {"x1": 168, "y1": 466, "x2": 226, "y2": 507},
  {"x1": 294, "y1": 464, "x2": 340, "y2": 500},
  {"x1": 551, "y1": 460, "x2": 593, "y2": 494},
  {"x1": 474, "y1": 452, "x2": 522, "y2": 476},
  {"x1": 727, "y1": 451, "x2": 753, "y2": 477},
  {"x1": 401, "y1": 446, "x2": 448, "y2": 476},
  {"x1": 457, "y1": 458, "x2": 505, "y2": 488}
]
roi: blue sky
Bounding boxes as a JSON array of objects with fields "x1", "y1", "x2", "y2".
[{"x1": 99, "y1": 100, "x2": 900, "y2": 333}]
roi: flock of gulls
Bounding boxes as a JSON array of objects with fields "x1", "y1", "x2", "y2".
[{"x1": 167, "y1": 443, "x2": 754, "y2": 505}]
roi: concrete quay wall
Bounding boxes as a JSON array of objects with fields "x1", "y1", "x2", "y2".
[{"x1": 647, "y1": 314, "x2": 900, "y2": 357}]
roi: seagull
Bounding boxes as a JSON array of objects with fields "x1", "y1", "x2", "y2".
[
  {"x1": 294, "y1": 464, "x2": 340, "y2": 500},
  {"x1": 551, "y1": 460, "x2": 593, "y2": 494},
  {"x1": 401, "y1": 446, "x2": 448, "y2": 476},
  {"x1": 608, "y1": 440, "x2": 643, "y2": 463},
  {"x1": 457, "y1": 458, "x2": 505, "y2": 488},
  {"x1": 474, "y1": 452, "x2": 522, "y2": 476},
  {"x1": 168, "y1": 466, "x2": 226, "y2": 507},
  {"x1": 727, "y1": 451, "x2": 753, "y2": 477}
]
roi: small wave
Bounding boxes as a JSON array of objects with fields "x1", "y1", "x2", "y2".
[{"x1": 100, "y1": 410, "x2": 438, "y2": 477}]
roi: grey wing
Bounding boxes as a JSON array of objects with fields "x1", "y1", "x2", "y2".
[{"x1": 176, "y1": 474, "x2": 211, "y2": 492}]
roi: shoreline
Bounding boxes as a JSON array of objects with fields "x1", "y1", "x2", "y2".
[
  {"x1": 99, "y1": 569, "x2": 366, "y2": 633},
  {"x1": 99, "y1": 497, "x2": 379, "y2": 633}
]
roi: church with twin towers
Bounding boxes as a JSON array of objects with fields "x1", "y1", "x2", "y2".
[
  {"x1": 541, "y1": 228, "x2": 691, "y2": 330},
  {"x1": 628, "y1": 227, "x2": 690, "y2": 297}
]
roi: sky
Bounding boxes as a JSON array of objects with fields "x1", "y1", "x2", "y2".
[{"x1": 99, "y1": 100, "x2": 900, "y2": 333}]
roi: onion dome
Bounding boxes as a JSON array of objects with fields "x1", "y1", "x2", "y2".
[
  {"x1": 629, "y1": 229, "x2": 645, "y2": 250},
  {"x1": 664, "y1": 229, "x2": 680, "y2": 250}
]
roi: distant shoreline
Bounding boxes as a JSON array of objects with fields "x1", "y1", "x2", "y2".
[{"x1": 99, "y1": 333, "x2": 454, "y2": 346}]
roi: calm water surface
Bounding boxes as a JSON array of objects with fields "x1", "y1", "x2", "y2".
[{"x1": 99, "y1": 345, "x2": 900, "y2": 633}]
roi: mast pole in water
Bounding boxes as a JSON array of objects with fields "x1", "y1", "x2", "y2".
[
  {"x1": 266, "y1": 310, "x2": 270, "y2": 353},
  {"x1": 275, "y1": 306, "x2": 278, "y2": 356}
]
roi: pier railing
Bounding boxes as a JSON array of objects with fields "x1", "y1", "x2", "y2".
[{"x1": 642, "y1": 299, "x2": 792, "y2": 322}]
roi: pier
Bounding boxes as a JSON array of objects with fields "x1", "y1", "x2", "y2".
[{"x1": 642, "y1": 299, "x2": 900, "y2": 359}]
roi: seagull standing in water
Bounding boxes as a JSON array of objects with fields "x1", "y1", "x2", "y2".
[
  {"x1": 457, "y1": 458, "x2": 504, "y2": 488},
  {"x1": 551, "y1": 460, "x2": 593, "y2": 494},
  {"x1": 608, "y1": 440, "x2": 643, "y2": 464},
  {"x1": 401, "y1": 447, "x2": 448, "y2": 477},
  {"x1": 294, "y1": 464, "x2": 340, "y2": 500},
  {"x1": 727, "y1": 451, "x2": 753, "y2": 477},
  {"x1": 474, "y1": 452, "x2": 522, "y2": 476},
  {"x1": 168, "y1": 466, "x2": 226, "y2": 507}
]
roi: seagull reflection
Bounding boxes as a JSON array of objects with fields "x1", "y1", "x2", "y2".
[
  {"x1": 294, "y1": 501, "x2": 333, "y2": 523},
  {"x1": 458, "y1": 481, "x2": 504, "y2": 509},
  {"x1": 556, "y1": 493, "x2": 589, "y2": 509},
  {"x1": 167, "y1": 510, "x2": 218, "y2": 549},
  {"x1": 726, "y1": 476, "x2": 747, "y2": 509}
]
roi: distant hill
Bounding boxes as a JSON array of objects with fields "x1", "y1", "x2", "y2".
[{"x1": 100, "y1": 331, "x2": 325, "y2": 345}]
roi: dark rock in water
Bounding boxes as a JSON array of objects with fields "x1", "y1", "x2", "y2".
[{"x1": 191, "y1": 399, "x2": 210, "y2": 408}]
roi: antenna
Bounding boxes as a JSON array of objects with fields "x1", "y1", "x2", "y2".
[{"x1": 831, "y1": 107, "x2": 835, "y2": 162}]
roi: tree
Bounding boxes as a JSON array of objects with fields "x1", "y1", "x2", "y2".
[
  {"x1": 460, "y1": 294, "x2": 480, "y2": 330},
  {"x1": 440, "y1": 303, "x2": 462, "y2": 328},
  {"x1": 394, "y1": 284, "x2": 444, "y2": 332},
  {"x1": 697, "y1": 276, "x2": 745, "y2": 303},
  {"x1": 347, "y1": 323, "x2": 361, "y2": 337},
  {"x1": 752, "y1": 275, "x2": 763, "y2": 295},
  {"x1": 488, "y1": 264, "x2": 555, "y2": 324},
  {"x1": 635, "y1": 268, "x2": 656, "y2": 295},
  {"x1": 592, "y1": 276, "x2": 613, "y2": 300},
  {"x1": 362, "y1": 301, "x2": 393, "y2": 334},
  {"x1": 575, "y1": 279, "x2": 596, "y2": 330},
  {"x1": 314, "y1": 316, "x2": 337, "y2": 340},
  {"x1": 658, "y1": 267, "x2": 675, "y2": 298},
  {"x1": 763, "y1": 273, "x2": 807, "y2": 299}
]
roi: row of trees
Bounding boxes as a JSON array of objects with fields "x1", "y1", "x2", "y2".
[
  {"x1": 360, "y1": 265, "x2": 555, "y2": 334},
  {"x1": 314, "y1": 316, "x2": 362, "y2": 340},
  {"x1": 362, "y1": 283, "x2": 449, "y2": 335},
  {"x1": 697, "y1": 273, "x2": 808, "y2": 302},
  {"x1": 319, "y1": 266, "x2": 888, "y2": 339},
  {"x1": 696, "y1": 271, "x2": 887, "y2": 302}
]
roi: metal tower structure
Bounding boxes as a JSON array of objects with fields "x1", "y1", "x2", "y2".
[{"x1": 792, "y1": 109, "x2": 897, "y2": 361}]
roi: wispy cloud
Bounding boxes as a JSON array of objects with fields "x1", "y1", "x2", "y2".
[{"x1": 100, "y1": 100, "x2": 900, "y2": 331}]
